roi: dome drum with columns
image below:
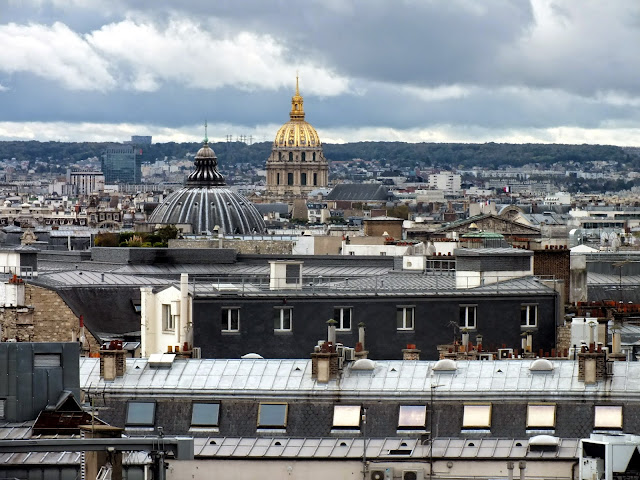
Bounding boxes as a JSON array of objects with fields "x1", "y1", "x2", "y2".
[
  {"x1": 266, "y1": 77, "x2": 329, "y2": 198},
  {"x1": 149, "y1": 131, "x2": 266, "y2": 235}
]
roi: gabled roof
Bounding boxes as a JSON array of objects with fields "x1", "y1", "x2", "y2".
[
  {"x1": 325, "y1": 184, "x2": 392, "y2": 201},
  {"x1": 436, "y1": 214, "x2": 541, "y2": 234}
]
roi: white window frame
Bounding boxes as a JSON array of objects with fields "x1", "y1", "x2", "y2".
[
  {"x1": 397, "y1": 306, "x2": 415, "y2": 331},
  {"x1": 274, "y1": 307, "x2": 293, "y2": 332},
  {"x1": 459, "y1": 305, "x2": 477, "y2": 330},
  {"x1": 334, "y1": 307, "x2": 352, "y2": 331},
  {"x1": 221, "y1": 307, "x2": 240, "y2": 333},
  {"x1": 521, "y1": 304, "x2": 538, "y2": 328},
  {"x1": 162, "y1": 304, "x2": 175, "y2": 331}
]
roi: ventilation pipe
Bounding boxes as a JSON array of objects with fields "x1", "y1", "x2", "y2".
[
  {"x1": 507, "y1": 462, "x2": 514, "y2": 480},
  {"x1": 519, "y1": 461, "x2": 526, "y2": 480},
  {"x1": 180, "y1": 273, "x2": 189, "y2": 349},
  {"x1": 358, "y1": 322, "x2": 366, "y2": 351},
  {"x1": 327, "y1": 319, "x2": 337, "y2": 345}
]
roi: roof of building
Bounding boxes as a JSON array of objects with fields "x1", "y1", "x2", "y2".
[
  {"x1": 80, "y1": 358, "x2": 636, "y2": 399},
  {"x1": 325, "y1": 184, "x2": 392, "y2": 202}
]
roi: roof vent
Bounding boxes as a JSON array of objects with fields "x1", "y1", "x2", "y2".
[
  {"x1": 241, "y1": 353, "x2": 264, "y2": 359},
  {"x1": 351, "y1": 358, "x2": 376, "y2": 370},
  {"x1": 433, "y1": 359, "x2": 457, "y2": 371},
  {"x1": 529, "y1": 435, "x2": 559, "y2": 446},
  {"x1": 529, "y1": 358, "x2": 554, "y2": 372}
]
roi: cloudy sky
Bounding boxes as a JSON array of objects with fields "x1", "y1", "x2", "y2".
[{"x1": 0, "y1": 0, "x2": 639, "y2": 145}]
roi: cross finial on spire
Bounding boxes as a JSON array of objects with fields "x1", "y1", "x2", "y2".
[{"x1": 204, "y1": 120, "x2": 208, "y2": 143}]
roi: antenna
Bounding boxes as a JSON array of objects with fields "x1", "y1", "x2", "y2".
[{"x1": 204, "y1": 120, "x2": 208, "y2": 143}]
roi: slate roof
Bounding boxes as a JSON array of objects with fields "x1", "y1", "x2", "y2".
[{"x1": 325, "y1": 184, "x2": 392, "y2": 201}]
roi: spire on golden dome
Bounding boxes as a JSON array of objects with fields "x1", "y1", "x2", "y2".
[{"x1": 290, "y1": 74, "x2": 305, "y2": 121}]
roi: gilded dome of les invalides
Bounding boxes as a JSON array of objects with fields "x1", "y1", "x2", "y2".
[{"x1": 273, "y1": 77, "x2": 321, "y2": 148}]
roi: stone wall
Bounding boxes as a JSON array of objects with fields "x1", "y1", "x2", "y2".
[
  {"x1": 556, "y1": 324, "x2": 571, "y2": 355},
  {"x1": 0, "y1": 284, "x2": 98, "y2": 354}
]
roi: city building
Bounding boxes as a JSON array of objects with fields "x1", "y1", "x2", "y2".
[
  {"x1": 102, "y1": 144, "x2": 141, "y2": 184},
  {"x1": 265, "y1": 78, "x2": 329, "y2": 199}
]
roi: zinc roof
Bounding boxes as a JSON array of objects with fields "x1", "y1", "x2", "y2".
[{"x1": 80, "y1": 358, "x2": 640, "y2": 400}]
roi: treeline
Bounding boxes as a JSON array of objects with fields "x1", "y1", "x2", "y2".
[{"x1": 0, "y1": 140, "x2": 637, "y2": 170}]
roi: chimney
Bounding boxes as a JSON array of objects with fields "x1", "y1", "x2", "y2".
[
  {"x1": 476, "y1": 335, "x2": 483, "y2": 352},
  {"x1": 461, "y1": 330, "x2": 470, "y2": 352},
  {"x1": 402, "y1": 343, "x2": 420, "y2": 360},
  {"x1": 99, "y1": 341, "x2": 126, "y2": 380},
  {"x1": 311, "y1": 323, "x2": 339, "y2": 383},
  {"x1": 578, "y1": 348, "x2": 608, "y2": 384}
]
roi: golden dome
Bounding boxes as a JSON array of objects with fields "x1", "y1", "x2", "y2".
[{"x1": 274, "y1": 77, "x2": 321, "y2": 148}]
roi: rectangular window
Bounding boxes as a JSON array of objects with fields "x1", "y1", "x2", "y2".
[
  {"x1": 397, "y1": 306, "x2": 415, "y2": 331},
  {"x1": 126, "y1": 401, "x2": 156, "y2": 426},
  {"x1": 221, "y1": 307, "x2": 240, "y2": 332},
  {"x1": 313, "y1": 173, "x2": 318, "y2": 186},
  {"x1": 334, "y1": 307, "x2": 352, "y2": 331},
  {"x1": 594, "y1": 406, "x2": 623, "y2": 429},
  {"x1": 301, "y1": 173, "x2": 307, "y2": 185},
  {"x1": 274, "y1": 308, "x2": 292, "y2": 331},
  {"x1": 162, "y1": 304, "x2": 174, "y2": 331},
  {"x1": 398, "y1": 405, "x2": 427, "y2": 429},
  {"x1": 527, "y1": 404, "x2": 556, "y2": 428},
  {"x1": 191, "y1": 402, "x2": 220, "y2": 427},
  {"x1": 276, "y1": 173, "x2": 280, "y2": 185},
  {"x1": 462, "y1": 404, "x2": 491, "y2": 428},
  {"x1": 258, "y1": 403, "x2": 288, "y2": 428},
  {"x1": 285, "y1": 264, "x2": 300, "y2": 284},
  {"x1": 459, "y1": 305, "x2": 477, "y2": 329},
  {"x1": 34, "y1": 353, "x2": 61, "y2": 368},
  {"x1": 0, "y1": 399, "x2": 5, "y2": 420},
  {"x1": 333, "y1": 405, "x2": 361, "y2": 428},
  {"x1": 287, "y1": 172, "x2": 294, "y2": 185},
  {"x1": 521, "y1": 304, "x2": 538, "y2": 328}
]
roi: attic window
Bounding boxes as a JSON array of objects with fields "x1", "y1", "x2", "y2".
[
  {"x1": 0, "y1": 399, "x2": 5, "y2": 420},
  {"x1": 126, "y1": 401, "x2": 156, "y2": 426},
  {"x1": 258, "y1": 403, "x2": 288, "y2": 428},
  {"x1": 333, "y1": 405, "x2": 361, "y2": 428},
  {"x1": 131, "y1": 301, "x2": 142, "y2": 313},
  {"x1": 594, "y1": 406, "x2": 623, "y2": 429},
  {"x1": 191, "y1": 402, "x2": 220, "y2": 427},
  {"x1": 398, "y1": 405, "x2": 427, "y2": 429},
  {"x1": 463, "y1": 404, "x2": 491, "y2": 429},
  {"x1": 527, "y1": 404, "x2": 556, "y2": 428}
]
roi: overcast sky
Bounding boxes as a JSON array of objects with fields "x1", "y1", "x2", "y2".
[{"x1": 1, "y1": 0, "x2": 639, "y2": 145}]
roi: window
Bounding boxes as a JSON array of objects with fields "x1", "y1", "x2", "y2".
[
  {"x1": 287, "y1": 172, "x2": 294, "y2": 185},
  {"x1": 397, "y1": 306, "x2": 415, "y2": 330},
  {"x1": 274, "y1": 308, "x2": 292, "y2": 331},
  {"x1": 191, "y1": 402, "x2": 220, "y2": 427},
  {"x1": 258, "y1": 403, "x2": 288, "y2": 428},
  {"x1": 521, "y1": 304, "x2": 538, "y2": 328},
  {"x1": 34, "y1": 353, "x2": 61, "y2": 367},
  {"x1": 459, "y1": 305, "x2": 477, "y2": 329},
  {"x1": 594, "y1": 406, "x2": 623, "y2": 429},
  {"x1": 462, "y1": 404, "x2": 491, "y2": 429},
  {"x1": 221, "y1": 308, "x2": 240, "y2": 332},
  {"x1": 334, "y1": 307, "x2": 352, "y2": 331},
  {"x1": 162, "y1": 304, "x2": 174, "y2": 331},
  {"x1": 288, "y1": 152, "x2": 293, "y2": 162},
  {"x1": 527, "y1": 404, "x2": 556, "y2": 428},
  {"x1": 301, "y1": 152, "x2": 306, "y2": 162},
  {"x1": 0, "y1": 399, "x2": 5, "y2": 420},
  {"x1": 126, "y1": 401, "x2": 156, "y2": 426},
  {"x1": 313, "y1": 152, "x2": 316, "y2": 161},
  {"x1": 398, "y1": 405, "x2": 427, "y2": 429},
  {"x1": 301, "y1": 173, "x2": 307, "y2": 185},
  {"x1": 313, "y1": 173, "x2": 318, "y2": 185},
  {"x1": 333, "y1": 405, "x2": 361, "y2": 428},
  {"x1": 276, "y1": 172, "x2": 280, "y2": 185}
]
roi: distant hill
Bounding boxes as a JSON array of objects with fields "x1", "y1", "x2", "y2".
[{"x1": 0, "y1": 140, "x2": 635, "y2": 170}]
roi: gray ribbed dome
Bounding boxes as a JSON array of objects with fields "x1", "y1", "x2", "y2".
[{"x1": 149, "y1": 139, "x2": 266, "y2": 235}]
